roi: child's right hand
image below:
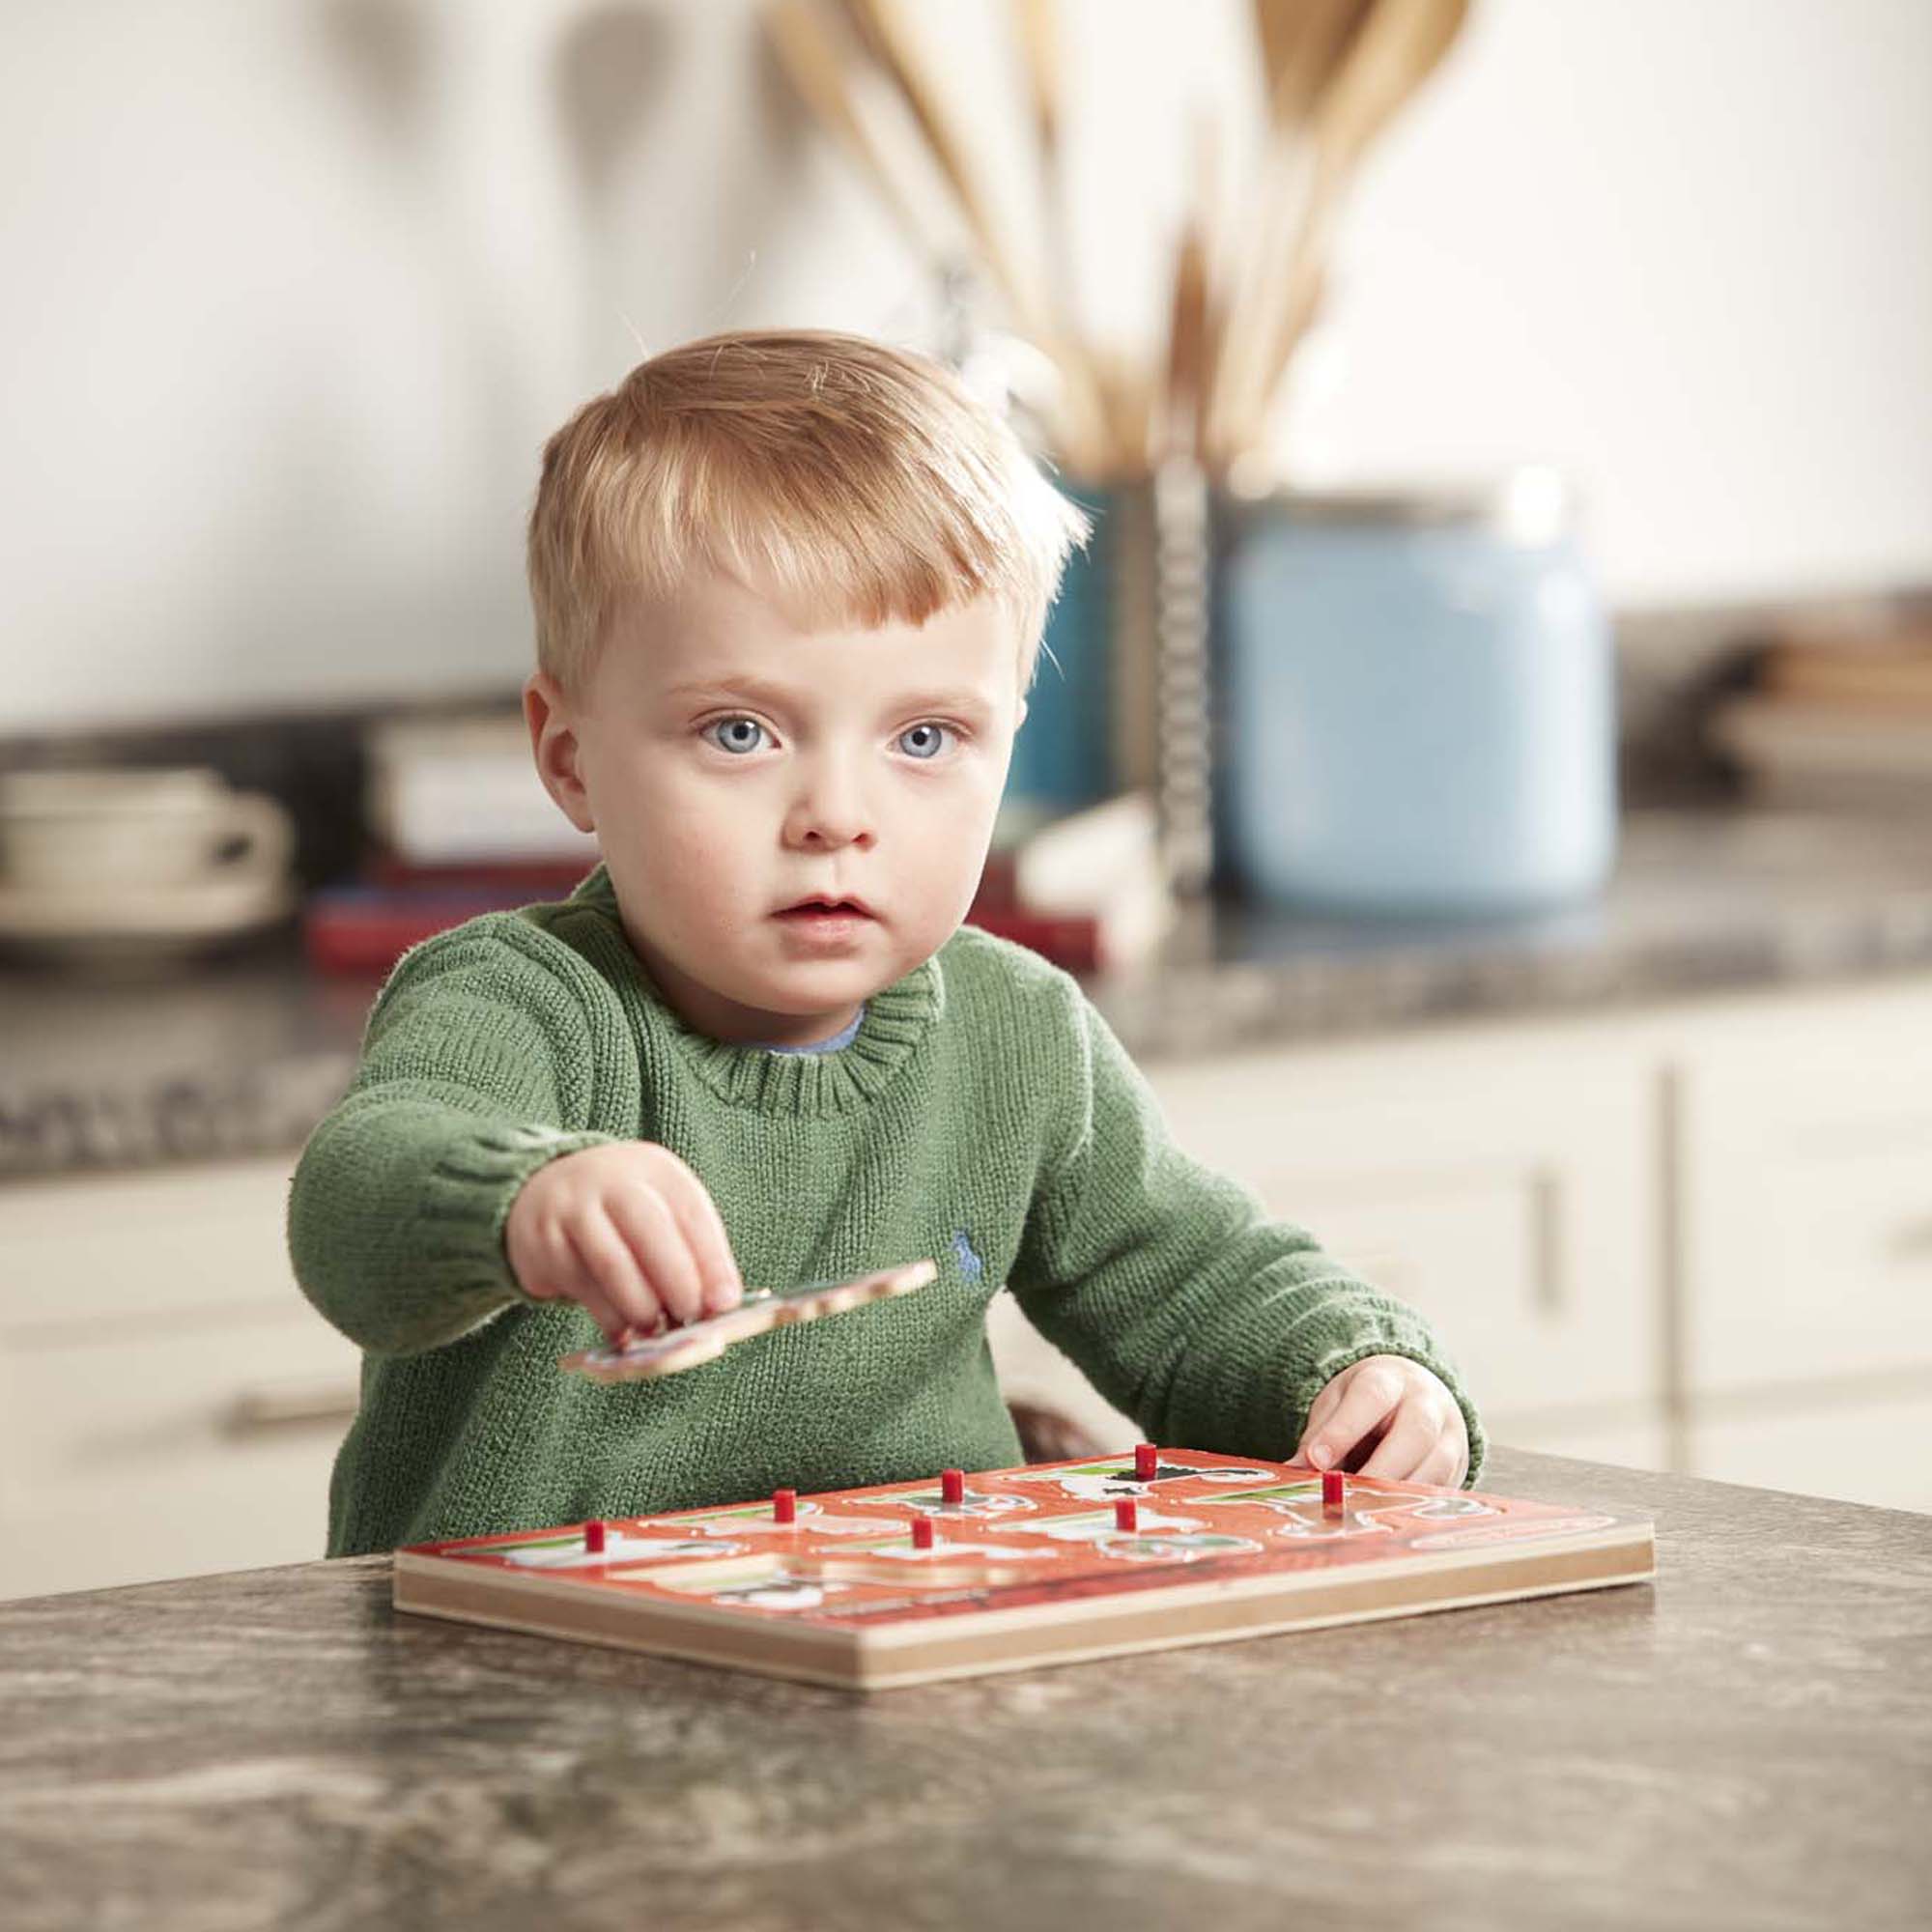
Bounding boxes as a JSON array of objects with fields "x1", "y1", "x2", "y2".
[{"x1": 505, "y1": 1143, "x2": 745, "y2": 1346}]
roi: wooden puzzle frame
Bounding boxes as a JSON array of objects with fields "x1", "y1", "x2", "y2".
[{"x1": 393, "y1": 1452, "x2": 1656, "y2": 1690}]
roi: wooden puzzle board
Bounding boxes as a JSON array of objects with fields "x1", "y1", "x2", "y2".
[{"x1": 392, "y1": 1451, "x2": 1655, "y2": 1690}]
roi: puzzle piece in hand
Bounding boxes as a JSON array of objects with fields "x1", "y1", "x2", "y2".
[{"x1": 557, "y1": 1258, "x2": 938, "y2": 1383}]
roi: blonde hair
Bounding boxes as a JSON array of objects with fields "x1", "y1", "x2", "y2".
[{"x1": 527, "y1": 328, "x2": 1090, "y2": 695}]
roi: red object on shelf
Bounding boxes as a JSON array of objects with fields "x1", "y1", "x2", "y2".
[
  {"x1": 1114, "y1": 1498, "x2": 1139, "y2": 1533},
  {"x1": 300, "y1": 855, "x2": 600, "y2": 979},
  {"x1": 583, "y1": 1520, "x2": 607, "y2": 1554},
  {"x1": 911, "y1": 1517, "x2": 935, "y2": 1550},
  {"x1": 772, "y1": 1489, "x2": 797, "y2": 1525},
  {"x1": 940, "y1": 1468, "x2": 966, "y2": 1506},
  {"x1": 963, "y1": 905, "x2": 1105, "y2": 975},
  {"x1": 301, "y1": 886, "x2": 533, "y2": 977},
  {"x1": 1321, "y1": 1469, "x2": 1345, "y2": 1512},
  {"x1": 1134, "y1": 1443, "x2": 1158, "y2": 1482},
  {"x1": 973, "y1": 848, "x2": 1020, "y2": 910},
  {"x1": 363, "y1": 854, "x2": 594, "y2": 895},
  {"x1": 306, "y1": 862, "x2": 1121, "y2": 980}
]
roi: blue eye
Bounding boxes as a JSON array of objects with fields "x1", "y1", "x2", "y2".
[
  {"x1": 898, "y1": 723, "x2": 952, "y2": 761},
  {"x1": 703, "y1": 717, "x2": 769, "y2": 755}
]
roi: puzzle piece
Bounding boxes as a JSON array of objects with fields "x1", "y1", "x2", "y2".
[{"x1": 559, "y1": 1259, "x2": 937, "y2": 1382}]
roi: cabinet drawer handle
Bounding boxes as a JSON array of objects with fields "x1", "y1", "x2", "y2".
[
  {"x1": 223, "y1": 1378, "x2": 360, "y2": 1434},
  {"x1": 1532, "y1": 1168, "x2": 1565, "y2": 1315}
]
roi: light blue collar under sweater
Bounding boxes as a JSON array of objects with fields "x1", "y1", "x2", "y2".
[{"x1": 755, "y1": 1004, "x2": 867, "y2": 1056}]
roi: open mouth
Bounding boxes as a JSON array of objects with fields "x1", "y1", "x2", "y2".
[{"x1": 775, "y1": 897, "x2": 876, "y2": 922}]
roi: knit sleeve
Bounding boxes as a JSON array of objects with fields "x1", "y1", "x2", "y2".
[
  {"x1": 287, "y1": 915, "x2": 622, "y2": 1356},
  {"x1": 1008, "y1": 985, "x2": 1486, "y2": 1484}
]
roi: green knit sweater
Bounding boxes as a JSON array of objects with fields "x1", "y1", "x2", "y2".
[{"x1": 289, "y1": 867, "x2": 1484, "y2": 1555}]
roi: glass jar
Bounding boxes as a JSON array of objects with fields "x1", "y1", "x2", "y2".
[{"x1": 1211, "y1": 468, "x2": 1618, "y2": 914}]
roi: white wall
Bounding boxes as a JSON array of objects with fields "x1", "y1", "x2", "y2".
[{"x1": 1, "y1": 0, "x2": 1927, "y2": 732}]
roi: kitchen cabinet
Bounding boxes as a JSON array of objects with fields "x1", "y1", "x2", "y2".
[
  {"x1": 988, "y1": 1007, "x2": 1671, "y2": 1473},
  {"x1": 0, "y1": 1158, "x2": 360, "y2": 1598},
  {"x1": 1672, "y1": 979, "x2": 1932, "y2": 1389},
  {"x1": 1687, "y1": 1388, "x2": 1932, "y2": 1514},
  {"x1": 1669, "y1": 976, "x2": 1932, "y2": 1512},
  {"x1": 1144, "y1": 1016, "x2": 1661, "y2": 1459},
  {"x1": 989, "y1": 1012, "x2": 1669, "y2": 1461},
  {"x1": 1119, "y1": 977, "x2": 1931, "y2": 1513},
  {"x1": 996, "y1": 975, "x2": 1932, "y2": 1513}
]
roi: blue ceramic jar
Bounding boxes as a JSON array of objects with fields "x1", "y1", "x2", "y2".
[
  {"x1": 1006, "y1": 485, "x2": 1115, "y2": 813},
  {"x1": 1212, "y1": 469, "x2": 1618, "y2": 914}
]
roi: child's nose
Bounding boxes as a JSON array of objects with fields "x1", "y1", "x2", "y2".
[{"x1": 782, "y1": 770, "x2": 876, "y2": 849}]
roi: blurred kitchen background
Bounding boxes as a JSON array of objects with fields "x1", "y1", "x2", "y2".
[{"x1": 3, "y1": 0, "x2": 1929, "y2": 1598}]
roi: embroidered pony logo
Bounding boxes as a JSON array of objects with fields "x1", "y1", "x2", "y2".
[{"x1": 950, "y1": 1228, "x2": 984, "y2": 1285}]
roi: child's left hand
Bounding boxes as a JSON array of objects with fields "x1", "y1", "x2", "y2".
[{"x1": 1289, "y1": 1354, "x2": 1469, "y2": 1487}]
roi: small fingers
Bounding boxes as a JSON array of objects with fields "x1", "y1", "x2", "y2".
[
  {"x1": 1299, "y1": 1358, "x2": 1406, "y2": 1472},
  {"x1": 604, "y1": 1184, "x2": 708, "y2": 1326},
  {"x1": 1287, "y1": 1376, "x2": 1348, "y2": 1466},
  {"x1": 650, "y1": 1153, "x2": 746, "y2": 1315},
  {"x1": 515, "y1": 1215, "x2": 639, "y2": 1347},
  {"x1": 1409, "y1": 1395, "x2": 1470, "y2": 1488},
  {"x1": 1356, "y1": 1396, "x2": 1447, "y2": 1481},
  {"x1": 575, "y1": 1282, "x2": 637, "y2": 1350},
  {"x1": 564, "y1": 1215, "x2": 667, "y2": 1342},
  {"x1": 1412, "y1": 1436, "x2": 1465, "y2": 1489}
]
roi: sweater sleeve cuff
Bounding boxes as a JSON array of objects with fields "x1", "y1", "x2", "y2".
[
  {"x1": 1287, "y1": 1337, "x2": 1489, "y2": 1490},
  {"x1": 419, "y1": 1123, "x2": 619, "y2": 1321}
]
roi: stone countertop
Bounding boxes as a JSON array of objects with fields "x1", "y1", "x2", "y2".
[
  {"x1": 7, "y1": 805, "x2": 1932, "y2": 1179},
  {"x1": 1, "y1": 1447, "x2": 1926, "y2": 1932},
  {"x1": 1103, "y1": 802, "x2": 1932, "y2": 1058}
]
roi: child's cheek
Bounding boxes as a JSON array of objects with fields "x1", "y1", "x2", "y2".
[{"x1": 638, "y1": 768, "x2": 736, "y2": 865}]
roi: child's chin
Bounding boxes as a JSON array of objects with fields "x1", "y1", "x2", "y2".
[
  {"x1": 767, "y1": 963, "x2": 887, "y2": 1000},
  {"x1": 765, "y1": 955, "x2": 916, "y2": 1007}
]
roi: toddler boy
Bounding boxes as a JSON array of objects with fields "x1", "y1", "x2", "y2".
[{"x1": 290, "y1": 329, "x2": 1482, "y2": 1556}]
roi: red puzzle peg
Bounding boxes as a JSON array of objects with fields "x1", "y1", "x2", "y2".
[
  {"x1": 773, "y1": 1488, "x2": 797, "y2": 1525},
  {"x1": 1134, "y1": 1443, "x2": 1158, "y2": 1482},
  {"x1": 911, "y1": 1516, "x2": 935, "y2": 1550},
  {"x1": 1321, "y1": 1469, "x2": 1345, "y2": 1513},
  {"x1": 941, "y1": 1467, "x2": 966, "y2": 1506},
  {"x1": 583, "y1": 1520, "x2": 607, "y2": 1554},
  {"x1": 1115, "y1": 1497, "x2": 1139, "y2": 1533}
]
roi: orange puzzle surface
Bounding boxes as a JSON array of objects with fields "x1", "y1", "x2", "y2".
[{"x1": 392, "y1": 1450, "x2": 1656, "y2": 1689}]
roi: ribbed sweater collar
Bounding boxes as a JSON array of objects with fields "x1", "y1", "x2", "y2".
[{"x1": 561, "y1": 866, "x2": 944, "y2": 1119}]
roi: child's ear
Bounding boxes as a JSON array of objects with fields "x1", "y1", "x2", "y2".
[{"x1": 524, "y1": 672, "x2": 597, "y2": 834}]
